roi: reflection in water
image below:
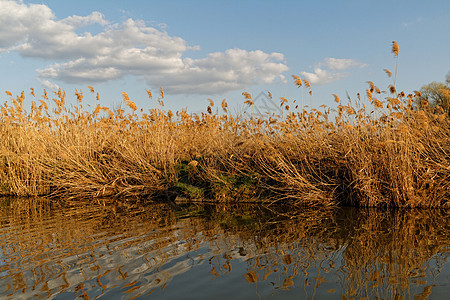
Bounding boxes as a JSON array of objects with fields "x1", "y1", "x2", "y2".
[{"x1": 0, "y1": 199, "x2": 449, "y2": 299}]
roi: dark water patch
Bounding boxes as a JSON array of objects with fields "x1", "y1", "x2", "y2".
[{"x1": 0, "y1": 199, "x2": 449, "y2": 299}]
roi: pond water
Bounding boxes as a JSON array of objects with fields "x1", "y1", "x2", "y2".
[{"x1": 0, "y1": 199, "x2": 449, "y2": 299}]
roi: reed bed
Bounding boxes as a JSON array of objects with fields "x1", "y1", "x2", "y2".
[{"x1": 0, "y1": 54, "x2": 449, "y2": 207}]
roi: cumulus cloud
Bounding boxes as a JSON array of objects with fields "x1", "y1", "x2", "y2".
[
  {"x1": 300, "y1": 57, "x2": 367, "y2": 85},
  {"x1": 321, "y1": 58, "x2": 367, "y2": 70},
  {"x1": 300, "y1": 68, "x2": 348, "y2": 85},
  {"x1": 0, "y1": 0, "x2": 288, "y2": 94},
  {"x1": 60, "y1": 12, "x2": 109, "y2": 27},
  {"x1": 144, "y1": 49, "x2": 288, "y2": 94},
  {"x1": 38, "y1": 78, "x2": 60, "y2": 90}
]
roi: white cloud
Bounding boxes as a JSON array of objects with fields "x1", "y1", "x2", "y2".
[
  {"x1": 300, "y1": 57, "x2": 367, "y2": 85},
  {"x1": 60, "y1": 12, "x2": 109, "y2": 27},
  {"x1": 146, "y1": 49, "x2": 289, "y2": 94},
  {"x1": 321, "y1": 58, "x2": 367, "y2": 70},
  {"x1": 0, "y1": 0, "x2": 55, "y2": 48},
  {"x1": 0, "y1": 0, "x2": 288, "y2": 95},
  {"x1": 300, "y1": 68, "x2": 348, "y2": 85},
  {"x1": 38, "y1": 78, "x2": 60, "y2": 90},
  {"x1": 403, "y1": 17, "x2": 423, "y2": 27}
]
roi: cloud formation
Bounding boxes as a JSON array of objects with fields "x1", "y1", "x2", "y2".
[
  {"x1": 0, "y1": 0, "x2": 288, "y2": 94},
  {"x1": 321, "y1": 58, "x2": 367, "y2": 70},
  {"x1": 300, "y1": 68, "x2": 348, "y2": 85},
  {"x1": 300, "y1": 58, "x2": 367, "y2": 85}
]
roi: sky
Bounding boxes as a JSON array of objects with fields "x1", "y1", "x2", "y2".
[{"x1": 0, "y1": 0, "x2": 449, "y2": 114}]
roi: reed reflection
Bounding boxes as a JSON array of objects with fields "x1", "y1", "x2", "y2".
[{"x1": 0, "y1": 199, "x2": 448, "y2": 299}]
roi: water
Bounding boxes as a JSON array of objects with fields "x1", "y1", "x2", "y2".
[{"x1": 0, "y1": 199, "x2": 449, "y2": 299}]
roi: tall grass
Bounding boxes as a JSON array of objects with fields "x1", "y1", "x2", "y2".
[{"x1": 0, "y1": 47, "x2": 448, "y2": 207}]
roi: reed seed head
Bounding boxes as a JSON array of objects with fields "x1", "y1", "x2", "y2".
[
  {"x1": 332, "y1": 94, "x2": 339, "y2": 103},
  {"x1": 242, "y1": 92, "x2": 252, "y2": 100},
  {"x1": 392, "y1": 41, "x2": 399, "y2": 57},
  {"x1": 384, "y1": 69, "x2": 392, "y2": 78}
]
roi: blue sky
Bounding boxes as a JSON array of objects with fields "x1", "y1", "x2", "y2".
[{"x1": 0, "y1": 0, "x2": 449, "y2": 113}]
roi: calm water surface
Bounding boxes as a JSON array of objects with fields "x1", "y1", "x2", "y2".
[{"x1": 0, "y1": 199, "x2": 449, "y2": 299}]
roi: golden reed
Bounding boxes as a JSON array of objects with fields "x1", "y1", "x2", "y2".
[{"x1": 0, "y1": 43, "x2": 448, "y2": 207}]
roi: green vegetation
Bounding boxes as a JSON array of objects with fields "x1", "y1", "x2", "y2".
[{"x1": 417, "y1": 80, "x2": 450, "y2": 114}]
